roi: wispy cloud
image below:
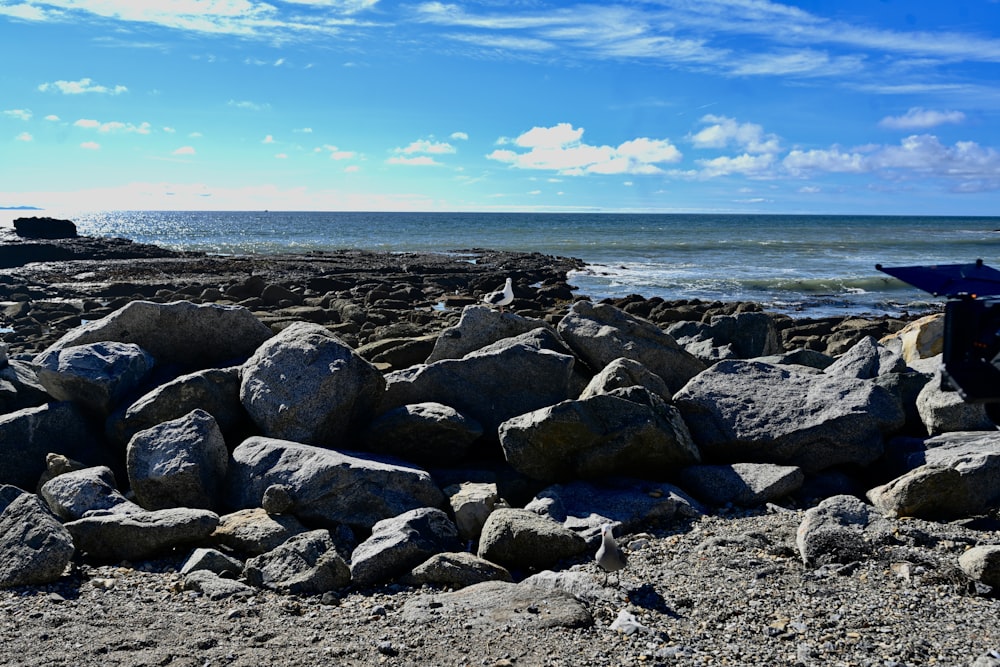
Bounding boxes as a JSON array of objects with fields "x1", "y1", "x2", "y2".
[
  {"x1": 879, "y1": 107, "x2": 966, "y2": 130},
  {"x1": 80, "y1": 141, "x2": 100, "y2": 150},
  {"x1": 173, "y1": 146, "x2": 196, "y2": 155},
  {"x1": 690, "y1": 115, "x2": 781, "y2": 154},
  {"x1": 228, "y1": 99, "x2": 270, "y2": 111},
  {"x1": 15, "y1": 132, "x2": 33, "y2": 142},
  {"x1": 73, "y1": 118, "x2": 152, "y2": 134},
  {"x1": 39, "y1": 77, "x2": 127, "y2": 95},
  {"x1": 3, "y1": 109, "x2": 32, "y2": 121}
]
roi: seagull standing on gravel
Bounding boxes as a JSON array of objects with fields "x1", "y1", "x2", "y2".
[
  {"x1": 596, "y1": 523, "x2": 627, "y2": 586},
  {"x1": 483, "y1": 277, "x2": 514, "y2": 312}
]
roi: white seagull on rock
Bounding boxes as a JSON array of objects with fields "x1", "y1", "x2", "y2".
[
  {"x1": 483, "y1": 277, "x2": 514, "y2": 312},
  {"x1": 595, "y1": 523, "x2": 627, "y2": 586}
]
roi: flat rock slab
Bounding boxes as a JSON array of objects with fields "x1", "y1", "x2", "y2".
[
  {"x1": 65, "y1": 507, "x2": 220, "y2": 562},
  {"x1": 400, "y1": 580, "x2": 592, "y2": 629}
]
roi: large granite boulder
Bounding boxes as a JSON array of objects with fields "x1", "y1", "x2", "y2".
[
  {"x1": 211, "y1": 507, "x2": 309, "y2": 556},
  {"x1": 39, "y1": 300, "x2": 273, "y2": 369},
  {"x1": 39, "y1": 465, "x2": 141, "y2": 520},
  {"x1": 498, "y1": 388, "x2": 699, "y2": 482},
  {"x1": 673, "y1": 360, "x2": 905, "y2": 472},
  {"x1": 578, "y1": 357, "x2": 671, "y2": 401},
  {"x1": 127, "y1": 409, "x2": 228, "y2": 511},
  {"x1": 959, "y1": 546, "x2": 1000, "y2": 588},
  {"x1": 381, "y1": 339, "x2": 575, "y2": 433},
  {"x1": 350, "y1": 507, "x2": 461, "y2": 587},
  {"x1": 524, "y1": 477, "x2": 702, "y2": 545},
  {"x1": 226, "y1": 436, "x2": 446, "y2": 530},
  {"x1": 107, "y1": 366, "x2": 247, "y2": 447},
  {"x1": 0, "y1": 485, "x2": 75, "y2": 587},
  {"x1": 425, "y1": 305, "x2": 554, "y2": 362},
  {"x1": 823, "y1": 336, "x2": 905, "y2": 380},
  {"x1": 915, "y1": 376, "x2": 994, "y2": 435},
  {"x1": 401, "y1": 579, "x2": 592, "y2": 629},
  {"x1": 676, "y1": 463, "x2": 805, "y2": 507},
  {"x1": 64, "y1": 507, "x2": 220, "y2": 561},
  {"x1": 359, "y1": 402, "x2": 483, "y2": 466},
  {"x1": 556, "y1": 300, "x2": 705, "y2": 392},
  {"x1": 240, "y1": 322, "x2": 385, "y2": 446},
  {"x1": 867, "y1": 431, "x2": 1000, "y2": 519},
  {"x1": 244, "y1": 529, "x2": 351, "y2": 595},
  {"x1": 796, "y1": 494, "x2": 893, "y2": 567},
  {"x1": 34, "y1": 341, "x2": 156, "y2": 415},
  {"x1": 882, "y1": 314, "x2": 944, "y2": 364},
  {"x1": 405, "y1": 551, "x2": 513, "y2": 588},
  {"x1": 669, "y1": 312, "x2": 782, "y2": 361},
  {"x1": 0, "y1": 402, "x2": 105, "y2": 490},
  {"x1": 477, "y1": 508, "x2": 589, "y2": 571}
]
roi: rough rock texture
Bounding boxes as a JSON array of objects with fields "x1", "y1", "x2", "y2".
[
  {"x1": 424, "y1": 305, "x2": 554, "y2": 362},
  {"x1": 244, "y1": 529, "x2": 351, "y2": 595},
  {"x1": 796, "y1": 494, "x2": 892, "y2": 567},
  {"x1": 477, "y1": 508, "x2": 589, "y2": 571},
  {"x1": 39, "y1": 465, "x2": 141, "y2": 520},
  {"x1": 39, "y1": 300, "x2": 273, "y2": 369},
  {"x1": 34, "y1": 341, "x2": 156, "y2": 415},
  {"x1": 0, "y1": 486, "x2": 75, "y2": 587},
  {"x1": 349, "y1": 507, "x2": 461, "y2": 587},
  {"x1": 677, "y1": 463, "x2": 805, "y2": 507},
  {"x1": 359, "y1": 402, "x2": 483, "y2": 466},
  {"x1": 64, "y1": 508, "x2": 220, "y2": 562},
  {"x1": 674, "y1": 360, "x2": 905, "y2": 473},
  {"x1": 226, "y1": 436, "x2": 446, "y2": 530},
  {"x1": 240, "y1": 322, "x2": 385, "y2": 446}
]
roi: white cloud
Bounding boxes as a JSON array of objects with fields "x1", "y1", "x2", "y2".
[
  {"x1": 879, "y1": 107, "x2": 966, "y2": 130},
  {"x1": 320, "y1": 144, "x2": 357, "y2": 160},
  {"x1": 228, "y1": 99, "x2": 270, "y2": 111},
  {"x1": 296, "y1": 127, "x2": 314, "y2": 134},
  {"x1": 80, "y1": 141, "x2": 100, "y2": 150},
  {"x1": 173, "y1": 146, "x2": 196, "y2": 155},
  {"x1": 73, "y1": 118, "x2": 152, "y2": 134},
  {"x1": 39, "y1": 78, "x2": 127, "y2": 95},
  {"x1": 45, "y1": 114, "x2": 60, "y2": 122},
  {"x1": 263, "y1": 135, "x2": 275, "y2": 144},
  {"x1": 387, "y1": 155, "x2": 441, "y2": 166},
  {"x1": 691, "y1": 115, "x2": 780, "y2": 154},
  {"x1": 450, "y1": 131, "x2": 469, "y2": 141},
  {"x1": 275, "y1": 153, "x2": 288, "y2": 159},
  {"x1": 3, "y1": 109, "x2": 32, "y2": 121},
  {"x1": 16, "y1": 132, "x2": 33, "y2": 142},
  {"x1": 487, "y1": 123, "x2": 682, "y2": 175},
  {"x1": 784, "y1": 147, "x2": 867, "y2": 174},
  {"x1": 696, "y1": 153, "x2": 776, "y2": 178},
  {"x1": 396, "y1": 139, "x2": 456, "y2": 155},
  {"x1": 163, "y1": 126, "x2": 176, "y2": 133}
]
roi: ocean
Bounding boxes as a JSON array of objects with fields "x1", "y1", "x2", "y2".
[{"x1": 4, "y1": 210, "x2": 999, "y2": 318}]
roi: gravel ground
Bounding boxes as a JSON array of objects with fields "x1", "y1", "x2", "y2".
[{"x1": 3, "y1": 508, "x2": 998, "y2": 667}]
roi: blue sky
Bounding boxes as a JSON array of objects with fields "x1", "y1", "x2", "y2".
[{"x1": 2, "y1": 0, "x2": 1000, "y2": 215}]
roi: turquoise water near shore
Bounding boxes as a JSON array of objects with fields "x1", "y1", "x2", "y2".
[{"x1": 4, "y1": 210, "x2": 999, "y2": 317}]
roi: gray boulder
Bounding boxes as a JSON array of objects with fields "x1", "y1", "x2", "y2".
[
  {"x1": 381, "y1": 340, "x2": 575, "y2": 433},
  {"x1": 958, "y1": 545, "x2": 1000, "y2": 588},
  {"x1": 39, "y1": 465, "x2": 141, "y2": 520},
  {"x1": 127, "y1": 409, "x2": 228, "y2": 511},
  {"x1": 669, "y1": 313, "x2": 782, "y2": 361},
  {"x1": 179, "y1": 547, "x2": 245, "y2": 577},
  {"x1": 240, "y1": 322, "x2": 385, "y2": 446},
  {"x1": 0, "y1": 485, "x2": 75, "y2": 587},
  {"x1": 525, "y1": 477, "x2": 702, "y2": 546},
  {"x1": 425, "y1": 305, "x2": 554, "y2": 362},
  {"x1": 64, "y1": 507, "x2": 219, "y2": 562},
  {"x1": 499, "y1": 388, "x2": 699, "y2": 482},
  {"x1": 350, "y1": 507, "x2": 461, "y2": 587},
  {"x1": 823, "y1": 336, "x2": 905, "y2": 379},
  {"x1": 244, "y1": 529, "x2": 351, "y2": 595},
  {"x1": 445, "y1": 481, "x2": 499, "y2": 541},
  {"x1": 867, "y1": 431, "x2": 1000, "y2": 519},
  {"x1": 915, "y1": 376, "x2": 994, "y2": 436},
  {"x1": 211, "y1": 507, "x2": 309, "y2": 556},
  {"x1": 674, "y1": 360, "x2": 905, "y2": 473},
  {"x1": 108, "y1": 366, "x2": 246, "y2": 447},
  {"x1": 38, "y1": 300, "x2": 273, "y2": 368},
  {"x1": 182, "y1": 570, "x2": 256, "y2": 600},
  {"x1": 359, "y1": 402, "x2": 483, "y2": 466},
  {"x1": 578, "y1": 357, "x2": 670, "y2": 401},
  {"x1": 226, "y1": 436, "x2": 446, "y2": 530},
  {"x1": 796, "y1": 494, "x2": 893, "y2": 567},
  {"x1": 401, "y1": 579, "x2": 592, "y2": 629},
  {"x1": 404, "y1": 551, "x2": 513, "y2": 588},
  {"x1": 676, "y1": 463, "x2": 804, "y2": 507},
  {"x1": 477, "y1": 508, "x2": 589, "y2": 571},
  {"x1": 34, "y1": 341, "x2": 155, "y2": 415},
  {"x1": 0, "y1": 401, "x2": 104, "y2": 489},
  {"x1": 557, "y1": 300, "x2": 705, "y2": 392}
]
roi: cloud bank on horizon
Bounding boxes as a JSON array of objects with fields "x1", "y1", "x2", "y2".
[{"x1": 1, "y1": 0, "x2": 999, "y2": 214}]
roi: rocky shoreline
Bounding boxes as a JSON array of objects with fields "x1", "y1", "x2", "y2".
[{"x1": 2, "y1": 231, "x2": 999, "y2": 667}]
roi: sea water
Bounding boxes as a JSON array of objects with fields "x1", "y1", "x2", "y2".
[{"x1": 4, "y1": 210, "x2": 999, "y2": 318}]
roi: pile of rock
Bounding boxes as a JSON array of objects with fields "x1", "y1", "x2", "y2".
[{"x1": 1, "y1": 291, "x2": 998, "y2": 608}]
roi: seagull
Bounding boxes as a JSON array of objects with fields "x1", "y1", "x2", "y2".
[
  {"x1": 482, "y1": 277, "x2": 514, "y2": 312},
  {"x1": 595, "y1": 523, "x2": 627, "y2": 586}
]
